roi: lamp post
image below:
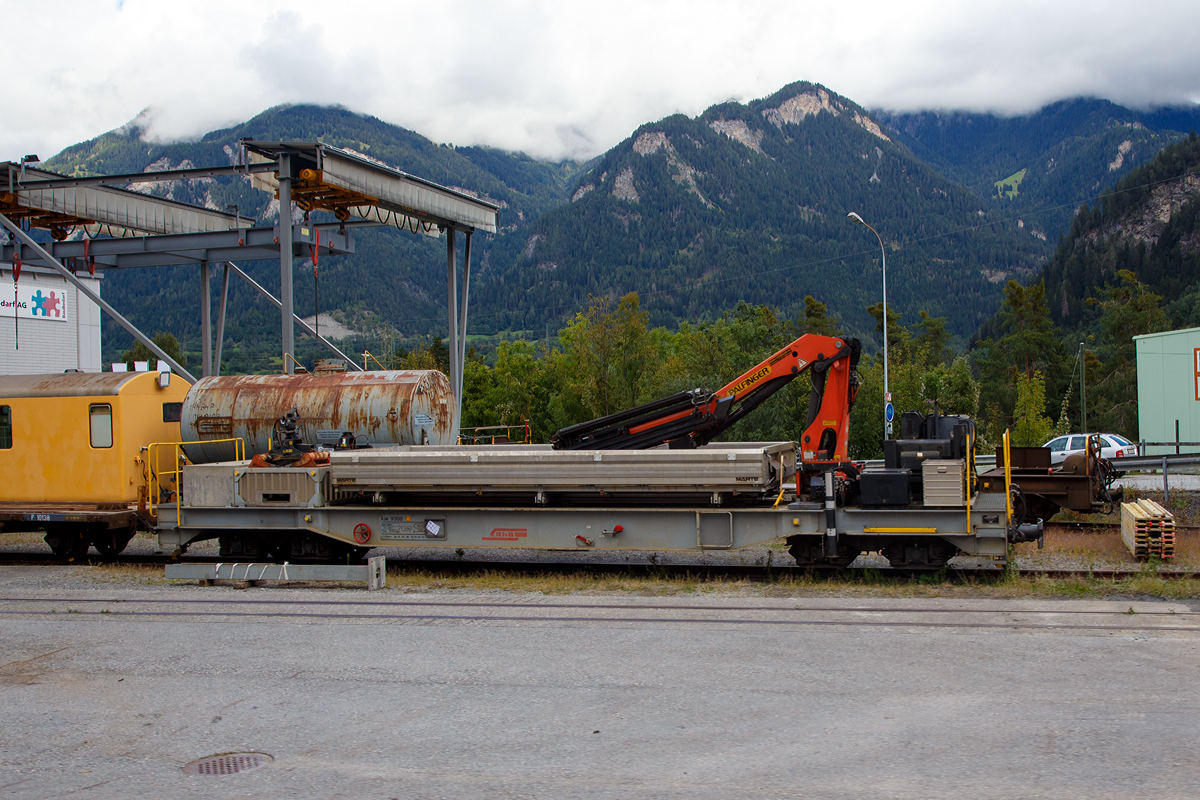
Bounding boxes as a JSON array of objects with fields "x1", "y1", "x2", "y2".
[
  {"x1": 1078, "y1": 342, "x2": 1086, "y2": 434},
  {"x1": 847, "y1": 211, "x2": 891, "y2": 440}
]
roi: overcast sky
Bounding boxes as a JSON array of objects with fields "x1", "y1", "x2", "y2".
[{"x1": 6, "y1": 0, "x2": 1200, "y2": 164}]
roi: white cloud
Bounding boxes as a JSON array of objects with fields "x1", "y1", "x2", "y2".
[{"x1": 3, "y1": 0, "x2": 1199, "y2": 164}]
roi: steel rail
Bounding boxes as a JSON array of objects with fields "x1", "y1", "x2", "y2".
[
  {"x1": 1045, "y1": 520, "x2": 1200, "y2": 533},
  {"x1": 0, "y1": 551, "x2": 1196, "y2": 581},
  {"x1": 2, "y1": 596, "x2": 1195, "y2": 616},
  {"x1": 1, "y1": 606, "x2": 1197, "y2": 633}
]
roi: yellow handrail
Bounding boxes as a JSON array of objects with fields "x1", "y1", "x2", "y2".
[
  {"x1": 457, "y1": 418, "x2": 533, "y2": 445},
  {"x1": 142, "y1": 438, "x2": 246, "y2": 527},
  {"x1": 362, "y1": 350, "x2": 388, "y2": 370},
  {"x1": 1002, "y1": 429, "x2": 1013, "y2": 525},
  {"x1": 283, "y1": 352, "x2": 308, "y2": 374},
  {"x1": 965, "y1": 429, "x2": 973, "y2": 523}
]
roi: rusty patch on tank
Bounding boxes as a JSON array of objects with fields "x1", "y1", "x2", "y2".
[
  {"x1": 195, "y1": 416, "x2": 233, "y2": 437},
  {"x1": 181, "y1": 370, "x2": 456, "y2": 461}
]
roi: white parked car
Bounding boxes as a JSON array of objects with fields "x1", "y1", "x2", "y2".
[{"x1": 1042, "y1": 433, "x2": 1137, "y2": 465}]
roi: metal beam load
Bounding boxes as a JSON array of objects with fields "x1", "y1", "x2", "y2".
[
  {"x1": 1, "y1": 223, "x2": 356, "y2": 270},
  {"x1": 1, "y1": 165, "x2": 244, "y2": 239},
  {"x1": 243, "y1": 141, "x2": 499, "y2": 234}
]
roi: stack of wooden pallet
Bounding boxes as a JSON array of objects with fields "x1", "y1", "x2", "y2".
[{"x1": 1120, "y1": 499, "x2": 1176, "y2": 560}]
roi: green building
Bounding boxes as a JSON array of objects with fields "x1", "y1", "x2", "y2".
[{"x1": 1135, "y1": 326, "x2": 1200, "y2": 454}]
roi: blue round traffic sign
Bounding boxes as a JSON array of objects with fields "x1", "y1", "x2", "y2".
[{"x1": 885, "y1": 402, "x2": 895, "y2": 422}]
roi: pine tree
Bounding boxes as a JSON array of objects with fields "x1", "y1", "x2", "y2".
[{"x1": 1012, "y1": 370, "x2": 1053, "y2": 446}]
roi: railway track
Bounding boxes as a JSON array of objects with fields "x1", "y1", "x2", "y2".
[
  {"x1": 2, "y1": 595, "x2": 1197, "y2": 633},
  {"x1": 1045, "y1": 520, "x2": 1200, "y2": 533},
  {"x1": 1, "y1": 550, "x2": 1196, "y2": 582}
]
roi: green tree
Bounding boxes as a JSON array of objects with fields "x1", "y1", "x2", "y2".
[
  {"x1": 866, "y1": 301, "x2": 911, "y2": 363},
  {"x1": 911, "y1": 311, "x2": 953, "y2": 367},
  {"x1": 460, "y1": 358, "x2": 499, "y2": 430},
  {"x1": 973, "y1": 280, "x2": 1066, "y2": 442},
  {"x1": 120, "y1": 332, "x2": 187, "y2": 370},
  {"x1": 798, "y1": 295, "x2": 841, "y2": 337},
  {"x1": 1087, "y1": 270, "x2": 1169, "y2": 436},
  {"x1": 491, "y1": 340, "x2": 541, "y2": 427},
  {"x1": 1012, "y1": 370, "x2": 1053, "y2": 446},
  {"x1": 558, "y1": 292, "x2": 672, "y2": 418},
  {"x1": 611, "y1": 293, "x2": 662, "y2": 410},
  {"x1": 396, "y1": 336, "x2": 450, "y2": 372},
  {"x1": 1052, "y1": 383, "x2": 1074, "y2": 437},
  {"x1": 921, "y1": 355, "x2": 979, "y2": 417}
]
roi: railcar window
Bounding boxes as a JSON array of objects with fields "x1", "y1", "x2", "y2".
[
  {"x1": 89, "y1": 404, "x2": 113, "y2": 449},
  {"x1": 0, "y1": 406, "x2": 10, "y2": 449},
  {"x1": 162, "y1": 402, "x2": 182, "y2": 423}
]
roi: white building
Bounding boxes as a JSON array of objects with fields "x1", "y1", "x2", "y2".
[{"x1": 0, "y1": 263, "x2": 102, "y2": 374}]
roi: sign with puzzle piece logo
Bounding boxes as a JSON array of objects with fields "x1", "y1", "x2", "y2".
[{"x1": 0, "y1": 286, "x2": 70, "y2": 321}]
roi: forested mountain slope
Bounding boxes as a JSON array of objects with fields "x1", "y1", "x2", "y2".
[
  {"x1": 39, "y1": 87, "x2": 1053, "y2": 369},
  {"x1": 877, "y1": 99, "x2": 1200, "y2": 238},
  {"x1": 968, "y1": 132, "x2": 1200, "y2": 443},
  {"x1": 479, "y1": 82, "x2": 1050, "y2": 345},
  {"x1": 1039, "y1": 132, "x2": 1200, "y2": 332}
]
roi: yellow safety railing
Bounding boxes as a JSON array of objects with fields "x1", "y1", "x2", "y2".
[
  {"x1": 457, "y1": 418, "x2": 533, "y2": 445},
  {"x1": 142, "y1": 438, "x2": 246, "y2": 527},
  {"x1": 362, "y1": 350, "x2": 388, "y2": 370},
  {"x1": 1002, "y1": 429, "x2": 1013, "y2": 524},
  {"x1": 283, "y1": 352, "x2": 309, "y2": 374},
  {"x1": 965, "y1": 429, "x2": 973, "y2": 523}
]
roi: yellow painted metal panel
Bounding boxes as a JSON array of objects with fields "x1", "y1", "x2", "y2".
[
  {"x1": 862, "y1": 527, "x2": 938, "y2": 533},
  {"x1": 0, "y1": 371, "x2": 191, "y2": 504}
]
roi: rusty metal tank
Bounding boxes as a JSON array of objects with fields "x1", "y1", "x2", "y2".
[{"x1": 180, "y1": 370, "x2": 455, "y2": 464}]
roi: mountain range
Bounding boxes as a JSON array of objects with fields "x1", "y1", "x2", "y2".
[{"x1": 37, "y1": 84, "x2": 1200, "y2": 370}]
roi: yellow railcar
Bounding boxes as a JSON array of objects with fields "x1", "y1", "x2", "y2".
[{"x1": 0, "y1": 371, "x2": 191, "y2": 560}]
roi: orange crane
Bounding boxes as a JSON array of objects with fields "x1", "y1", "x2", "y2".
[{"x1": 551, "y1": 334, "x2": 861, "y2": 466}]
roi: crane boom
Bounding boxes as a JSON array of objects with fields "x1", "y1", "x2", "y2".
[{"x1": 551, "y1": 334, "x2": 861, "y2": 465}]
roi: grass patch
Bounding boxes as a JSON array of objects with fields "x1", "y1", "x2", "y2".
[
  {"x1": 2, "y1": 532, "x2": 48, "y2": 545},
  {"x1": 85, "y1": 564, "x2": 173, "y2": 585},
  {"x1": 386, "y1": 565, "x2": 1200, "y2": 599},
  {"x1": 994, "y1": 168, "x2": 1027, "y2": 199},
  {"x1": 1028, "y1": 530, "x2": 1135, "y2": 562},
  {"x1": 42, "y1": 548, "x2": 1200, "y2": 601},
  {"x1": 386, "y1": 566, "x2": 725, "y2": 596}
]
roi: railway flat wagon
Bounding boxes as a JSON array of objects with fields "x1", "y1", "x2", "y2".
[{"x1": 0, "y1": 370, "x2": 191, "y2": 560}]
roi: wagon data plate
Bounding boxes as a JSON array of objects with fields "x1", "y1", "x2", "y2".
[{"x1": 378, "y1": 515, "x2": 446, "y2": 540}]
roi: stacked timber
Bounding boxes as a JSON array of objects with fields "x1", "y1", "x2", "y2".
[{"x1": 1120, "y1": 499, "x2": 1176, "y2": 560}]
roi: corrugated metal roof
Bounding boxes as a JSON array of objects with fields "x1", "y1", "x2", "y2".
[{"x1": 0, "y1": 371, "x2": 159, "y2": 398}]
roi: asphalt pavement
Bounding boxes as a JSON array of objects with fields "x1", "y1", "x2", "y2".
[{"x1": 2, "y1": 568, "x2": 1199, "y2": 799}]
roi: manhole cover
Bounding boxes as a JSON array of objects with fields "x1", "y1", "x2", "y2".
[{"x1": 182, "y1": 752, "x2": 273, "y2": 776}]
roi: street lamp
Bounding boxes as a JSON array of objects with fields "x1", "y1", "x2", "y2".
[{"x1": 847, "y1": 211, "x2": 891, "y2": 440}]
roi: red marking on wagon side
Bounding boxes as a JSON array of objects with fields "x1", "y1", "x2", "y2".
[{"x1": 483, "y1": 528, "x2": 528, "y2": 541}]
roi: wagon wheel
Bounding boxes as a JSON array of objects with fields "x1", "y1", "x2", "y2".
[
  {"x1": 93, "y1": 528, "x2": 136, "y2": 559},
  {"x1": 45, "y1": 529, "x2": 91, "y2": 563},
  {"x1": 787, "y1": 535, "x2": 860, "y2": 568}
]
